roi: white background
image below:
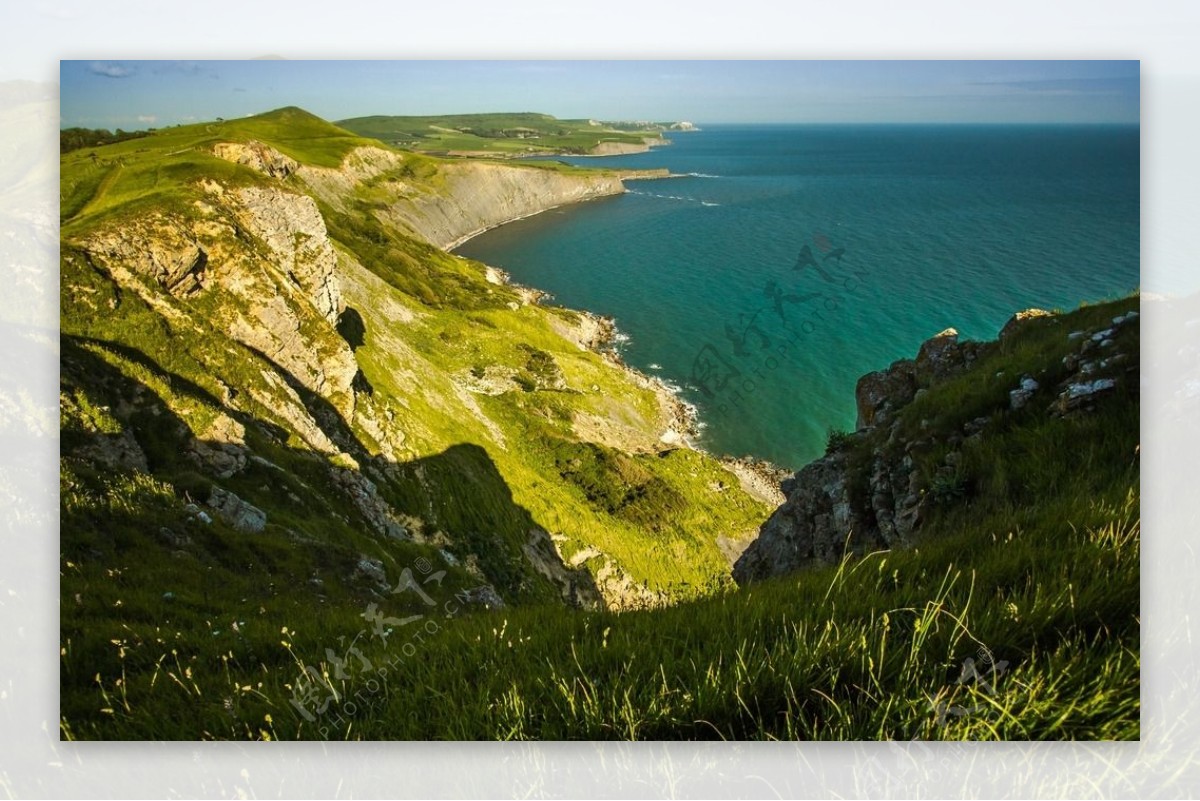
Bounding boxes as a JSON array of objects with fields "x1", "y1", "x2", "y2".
[{"x1": 1, "y1": 1, "x2": 1197, "y2": 796}]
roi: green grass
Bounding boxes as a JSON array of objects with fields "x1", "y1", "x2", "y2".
[
  {"x1": 60, "y1": 104, "x2": 767, "y2": 604},
  {"x1": 60, "y1": 107, "x2": 386, "y2": 228},
  {"x1": 61, "y1": 483, "x2": 1137, "y2": 740},
  {"x1": 59, "y1": 106, "x2": 1139, "y2": 740},
  {"x1": 60, "y1": 295, "x2": 1140, "y2": 740},
  {"x1": 337, "y1": 112, "x2": 667, "y2": 156}
]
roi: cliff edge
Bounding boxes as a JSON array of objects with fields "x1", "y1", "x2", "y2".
[{"x1": 734, "y1": 299, "x2": 1141, "y2": 584}]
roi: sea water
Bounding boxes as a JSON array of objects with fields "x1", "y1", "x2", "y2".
[{"x1": 455, "y1": 124, "x2": 1140, "y2": 468}]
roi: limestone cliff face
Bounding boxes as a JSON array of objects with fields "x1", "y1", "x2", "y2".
[
  {"x1": 77, "y1": 179, "x2": 360, "y2": 444},
  {"x1": 384, "y1": 161, "x2": 627, "y2": 250},
  {"x1": 733, "y1": 307, "x2": 1140, "y2": 584},
  {"x1": 212, "y1": 140, "x2": 299, "y2": 179},
  {"x1": 292, "y1": 144, "x2": 631, "y2": 251},
  {"x1": 231, "y1": 185, "x2": 343, "y2": 326},
  {"x1": 64, "y1": 132, "x2": 714, "y2": 612},
  {"x1": 587, "y1": 137, "x2": 668, "y2": 156}
]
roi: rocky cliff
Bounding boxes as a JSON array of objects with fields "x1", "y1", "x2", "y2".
[
  {"x1": 286, "y1": 142, "x2": 633, "y2": 251},
  {"x1": 392, "y1": 161, "x2": 628, "y2": 250},
  {"x1": 60, "y1": 108, "x2": 768, "y2": 617},
  {"x1": 733, "y1": 301, "x2": 1141, "y2": 584}
]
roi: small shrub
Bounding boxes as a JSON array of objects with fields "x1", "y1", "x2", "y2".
[
  {"x1": 513, "y1": 372, "x2": 538, "y2": 392},
  {"x1": 928, "y1": 470, "x2": 970, "y2": 506},
  {"x1": 826, "y1": 427, "x2": 851, "y2": 454}
]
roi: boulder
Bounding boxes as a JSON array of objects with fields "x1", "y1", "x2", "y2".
[
  {"x1": 206, "y1": 486, "x2": 266, "y2": 533},
  {"x1": 855, "y1": 359, "x2": 917, "y2": 429},
  {"x1": 1052, "y1": 378, "x2": 1117, "y2": 416},
  {"x1": 1009, "y1": 376, "x2": 1040, "y2": 410}
]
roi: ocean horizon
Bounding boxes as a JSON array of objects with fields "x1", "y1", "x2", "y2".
[{"x1": 456, "y1": 123, "x2": 1140, "y2": 468}]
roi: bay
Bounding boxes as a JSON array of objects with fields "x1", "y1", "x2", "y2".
[{"x1": 455, "y1": 124, "x2": 1140, "y2": 468}]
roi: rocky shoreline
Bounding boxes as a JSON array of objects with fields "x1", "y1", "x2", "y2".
[
  {"x1": 476, "y1": 261, "x2": 795, "y2": 505},
  {"x1": 731, "y1": 302, "x2": 1141, "y2": 585},
  {"x1": 438, "y1": 160, "x2": 796, "y2": 502}
]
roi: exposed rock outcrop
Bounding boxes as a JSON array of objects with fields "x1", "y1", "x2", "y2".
[
  {"x1": 855, "y1": 359, "x2": 917, "y2": 430},
  {"x1": 212, "y1": 141, "x2": 299, "y2": 179},
  {"x1": 587, "y1": 137, "x2": 668, "y2": 156},
  {"x1": 207, "y1": 486, "x2": 266, "y2": 533},
  {"x1": 734, "y1": 307, "x2": 1138, "y2": 585},
  {"x1": 330, "y1": 466, "x2": 410, "y2": 541},
  {"x1": 82, "y1": 213, "x2": 209, "y2": 296},
  {"x1": 232, "y1": 186, "x2": 342, "y2": 325},
  {"x1": 73, "y1": 429, "x2": 149, "y2": 473},
  {"x1": 1000, "y1": 308, "x2": 1054, "y2": 340},
  {"x1": 915, "y1": 327, "x2": 983, "y2": 384},
  {"x1": 187, "y1": 414, "x2": 248, "y2": 479},
  {"x1": 521, "y1": 528, "x2": 603, "y2": 609},
  {"x1": 382, "y1": 161, "x2": 627, "y2": 250}
]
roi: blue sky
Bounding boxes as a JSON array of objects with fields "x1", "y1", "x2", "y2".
[{"x1": 59, "y1": 60, "x2": 1139, "y2": 129}]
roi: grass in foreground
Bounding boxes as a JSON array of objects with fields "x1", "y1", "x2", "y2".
[
  {"x1": 61, "y1": 360, "x2": 1139, "y2": 739},
  {"x1": 60, "y1": 490, "x2": 1138, "y2": 740}
]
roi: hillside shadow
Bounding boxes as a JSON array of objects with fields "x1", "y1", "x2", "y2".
[{"x1": 60, "y1": 333, "x2": 600, "y2": 607}]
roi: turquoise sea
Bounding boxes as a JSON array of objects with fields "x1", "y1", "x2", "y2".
[{"x1": 455, "y1": 125, "x2": 1140, "y2": 468}]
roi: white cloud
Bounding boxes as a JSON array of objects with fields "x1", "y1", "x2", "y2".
[
  {"x1": 89, "y1": 61, "x2": 133, "y2": 79},
  {"x1": 137, "y1": 114, "x2": 157, "y2": 124}
]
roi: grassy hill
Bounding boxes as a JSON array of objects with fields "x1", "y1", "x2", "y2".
[
  {"x1": 58, "y1": 107, "x2": 1138, "y2": 740},
  {"x1": 336, "y1": 112, "x2": 671, "y2": 156},
  {"x1": 61, "y1": 107, "x2": 382, "y2": 227}
]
